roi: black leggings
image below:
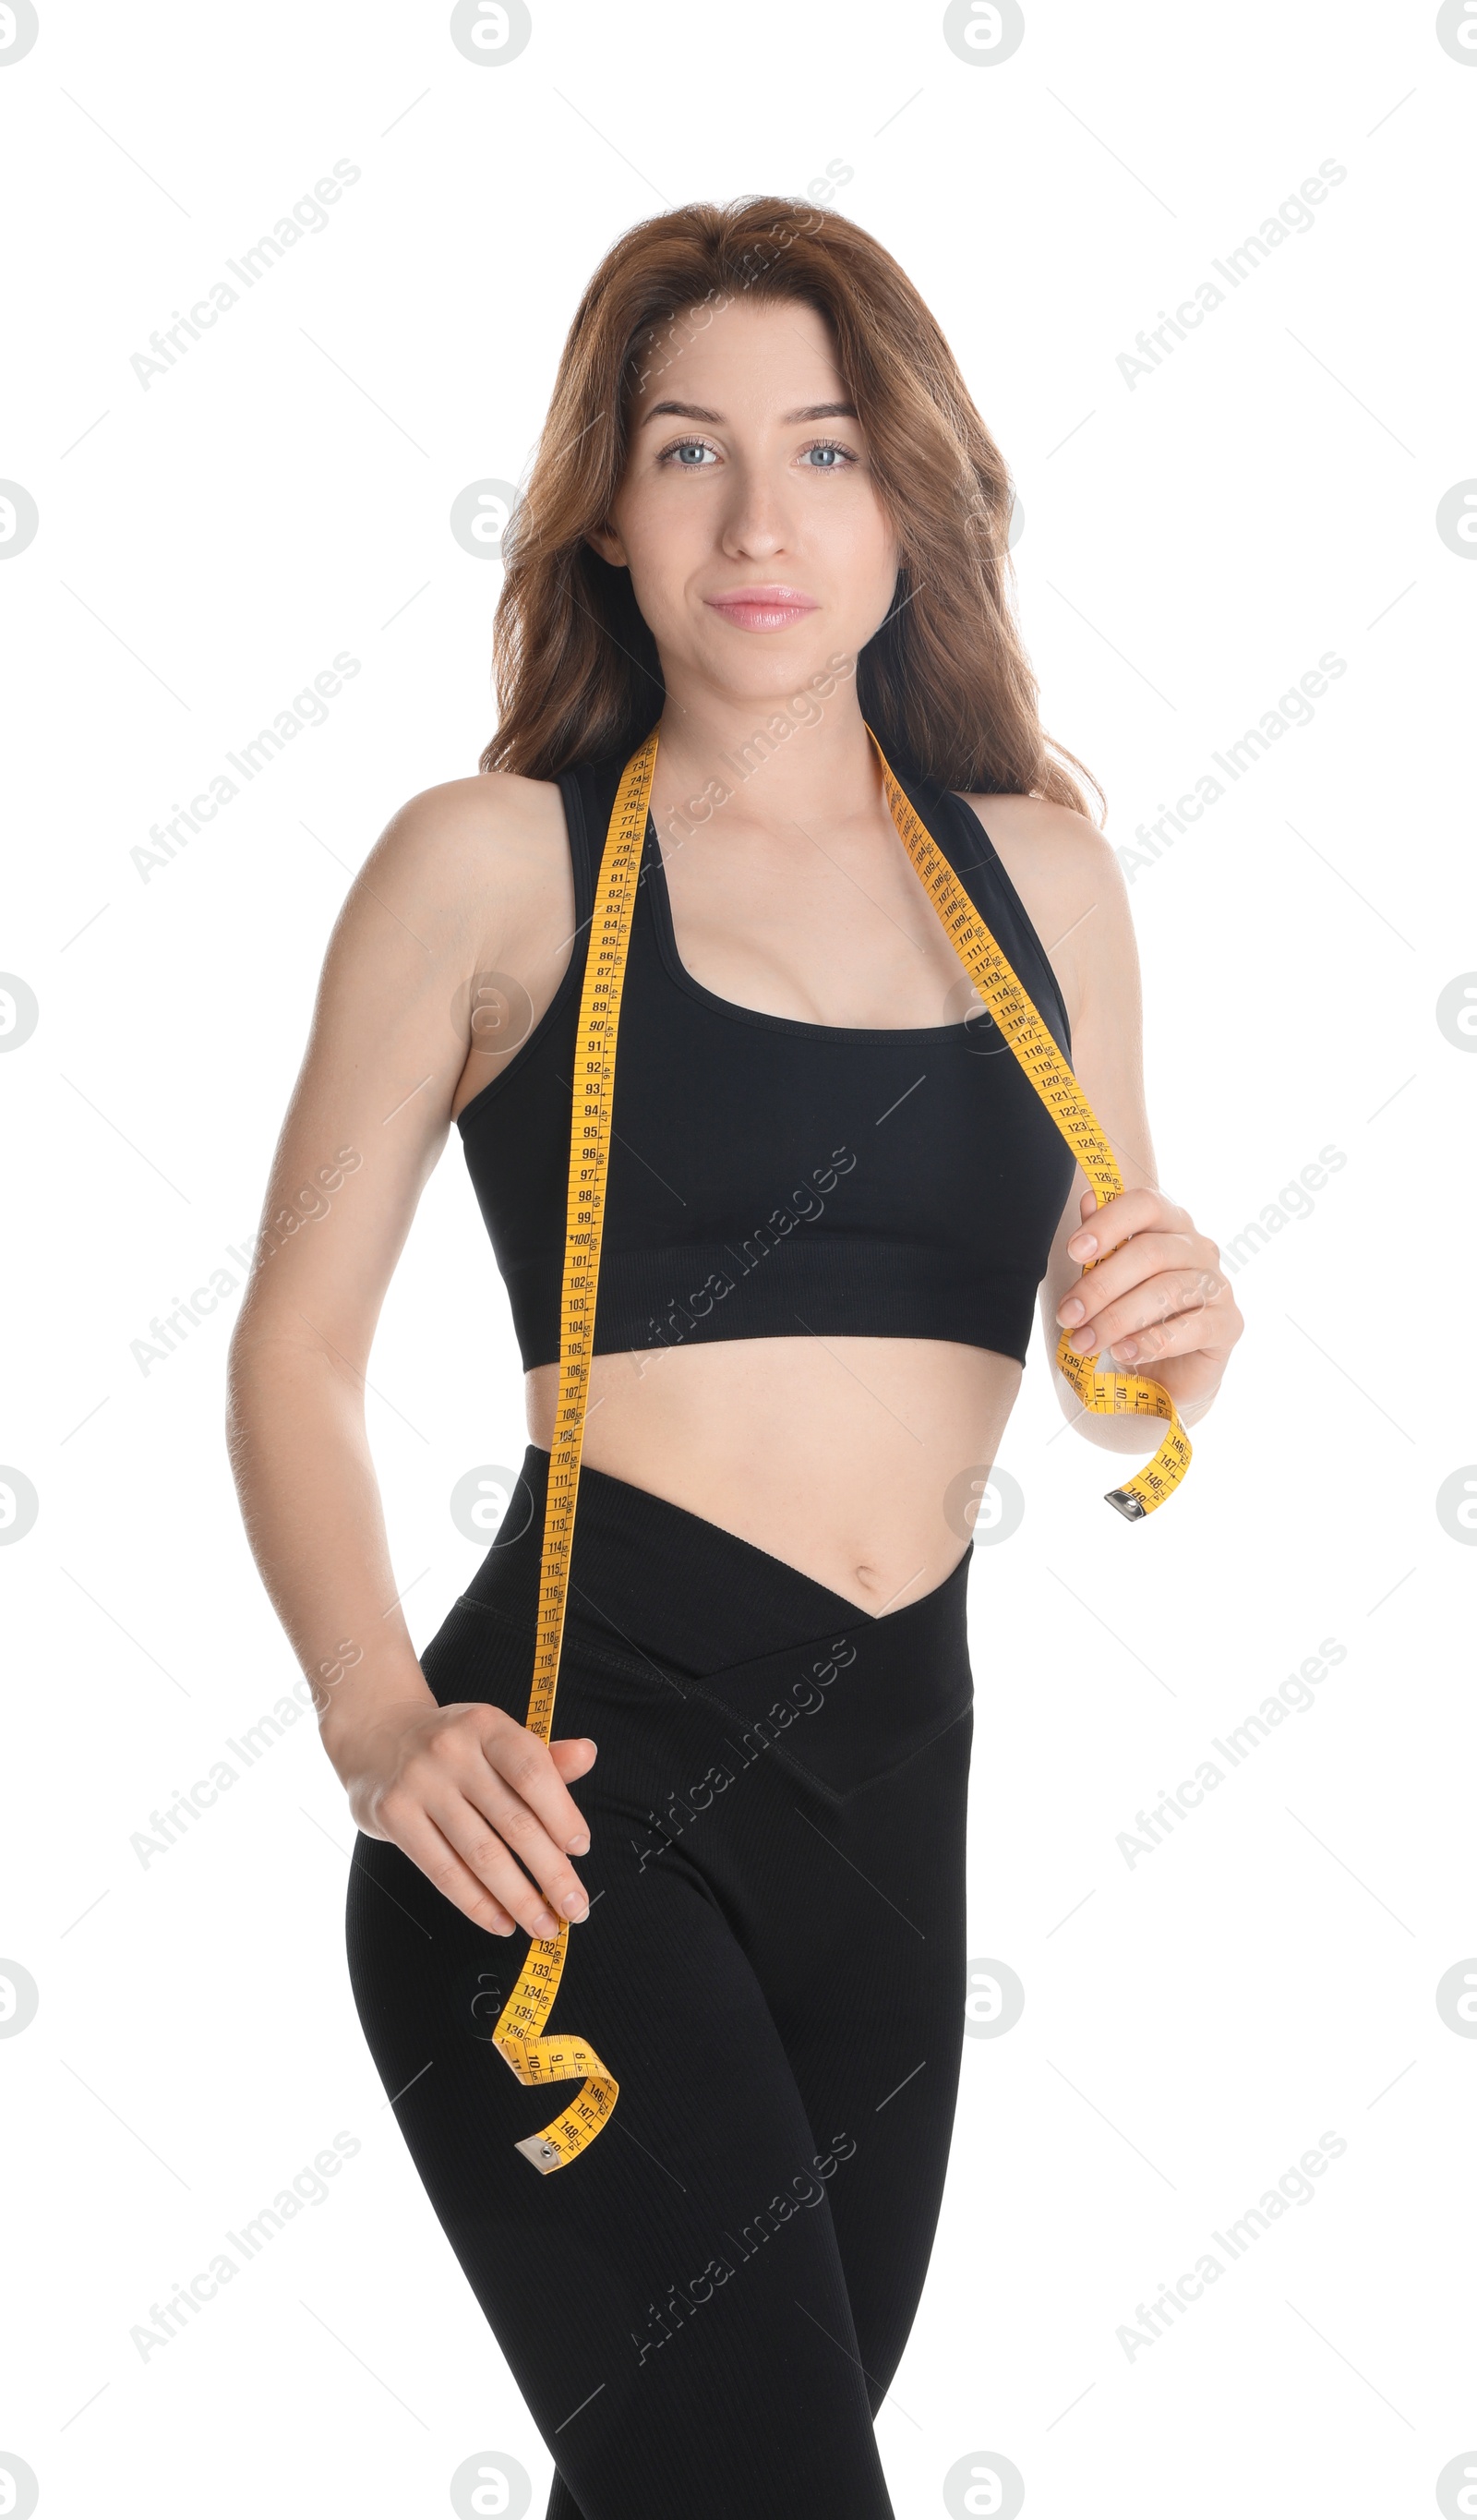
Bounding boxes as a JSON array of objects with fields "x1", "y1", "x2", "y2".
[{"x1": 345, "y1": 1445, "x2": 974, "y2": 2520}]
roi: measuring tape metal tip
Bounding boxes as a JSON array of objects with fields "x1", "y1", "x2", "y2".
[
  {"x1": 515, "y1": 2134, "x2": 564, "y2": 2175},
  {"x1": 1104, "y1": 1488, "x2": 1149, "y2": 1523}
]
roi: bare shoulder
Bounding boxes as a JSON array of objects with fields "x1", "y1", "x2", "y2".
[
  {"x1": 306, "y1": 766, "x2": 578, "y2": 1128},
  {"x1": 352, "y1": 767, "x2": 570, "y2": 942},
  {"x1": 956, "y1": 790, "x2": 1135, "y2": 1030},
  {"x1": 957, "y1": 790, "x2": 1122, "y2": 910}
]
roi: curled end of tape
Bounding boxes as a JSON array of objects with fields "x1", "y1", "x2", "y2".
[{"x1": 1104, "y1": 1487, "x2": 1148, "y2": 1522}]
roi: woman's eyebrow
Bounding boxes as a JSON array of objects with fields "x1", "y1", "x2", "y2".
[{"x1": 640, "y1": 399, "x2": 859, "y2": 427}]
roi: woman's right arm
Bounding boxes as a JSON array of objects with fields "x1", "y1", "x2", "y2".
[{"x1": 224, "y1": 771, "x2": 594, "y2": 1942}]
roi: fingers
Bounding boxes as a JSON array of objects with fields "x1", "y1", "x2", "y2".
[
  {"x1": 369, "y1": 1708, "x2": 597, "y2": 1938},
  {"x1": 422, "y1": 1779, "x2": 579, "y2": 1940},
  {"x1": 388, "y1": 1803, "x2": 521, "y2": 1936},
  {"x1": 436, "y1": 1745, "x2": 594, "y2": 1937},
  {"x1": 477, "y1": 1710, "x2": 595, "y2": 1861},
  {"x1": 1075, "y1": 1304, "x2": 1220, "y2": 1369},
  {"x1": 437, "y1": 1705, "x2": 593, "y2": 1849},
  {"x1": 1058, "y1": 1235, "x2": 1215, "y2": 1326},
  {"x1": 1067, "y1": 1186, "x2": 1185, "y2": 1262},
  {"x1": 1060, "y1": 1266, "x2": 1230, "y2": 1366},
  {"x1": 378, "y1": 1768, "x2": 562, "y2": 1937},
  {"x1": 547, "y1": 1735, "x2": 599, "y2": 1786}
]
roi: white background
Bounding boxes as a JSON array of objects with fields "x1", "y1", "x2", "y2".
[{"x1": 2, "y1": 2, "x2": 1474, "y2": 2514}]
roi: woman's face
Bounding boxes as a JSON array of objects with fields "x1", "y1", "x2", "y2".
[{"x1": 588, "y1": 295, "x2": 899, "y2": 712}]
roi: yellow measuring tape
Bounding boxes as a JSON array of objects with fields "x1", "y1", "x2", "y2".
[
  {"x1": 867, "y1": 730, "x2": 1192, "y2": 1526},
  {"x1": 494, "y1": 723, "x2": 1190, "y2": 2175}
]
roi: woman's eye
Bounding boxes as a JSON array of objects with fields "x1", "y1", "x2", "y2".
[{"x1": 656, "y1": 436, "x2": 859, "y2": 471}]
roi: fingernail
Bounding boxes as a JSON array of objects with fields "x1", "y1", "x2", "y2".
[
  {"x1": 1069, "y1": 1327, "x2": 1097, "y2": 1353},
  {"x1": 1072, "y1": 1234, "x2": 1097, "y2": 1257},
  {"x1": 535, "y1": 1910, "x2": 560, "y2": 1937},
  {"x1": 1059, "y1": 1297, "x2": 1085, "y2": 1324},
  {"x1": 566, "y1": 1832, "x2": 590, "y2": 1855},
  {"x1": 562, "y1": 1890, "x2": 589, "y2": 1921},
  {"x1": 1115, "y1": 1339, "x2": 1138, "y2": 1362}
]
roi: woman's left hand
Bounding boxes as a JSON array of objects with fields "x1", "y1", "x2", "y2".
[{"x1": 1054, "y1": 1187, "x2": 1243, "y2": 1420}]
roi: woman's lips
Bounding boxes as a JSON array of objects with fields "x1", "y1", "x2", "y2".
[{"x1": 703, "y1": 587, "x2": 819, "y2": 633}]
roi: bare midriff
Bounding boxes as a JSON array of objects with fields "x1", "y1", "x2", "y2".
[{"x1": 524, "y1": 1336, "x2": 1023, "y2": 1616}]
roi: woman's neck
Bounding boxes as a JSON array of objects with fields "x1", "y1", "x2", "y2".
[{"x1": 649, "y1": 675, "x2": 886, "y2": 843}]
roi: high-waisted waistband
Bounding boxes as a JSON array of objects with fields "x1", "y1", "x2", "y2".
[
  {"x1": 462, "y1": 1443, "x2": 970, "y2": 1666},
  {"x1": 432, "y1": 1443, "x2": 975, "y2": 1807}
]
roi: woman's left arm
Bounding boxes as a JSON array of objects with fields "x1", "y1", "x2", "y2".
[{"x1": 1026, "y1": 812, "x2": 1244, "y2": 1446}]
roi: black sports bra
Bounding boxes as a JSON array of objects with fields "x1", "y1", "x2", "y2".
[{"x1": 457, "y1": 749, "x2": 1076, "y2": 1372}]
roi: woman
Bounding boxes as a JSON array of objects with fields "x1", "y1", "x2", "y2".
[{"x1": 227, "y1": 197, "x2": 1241, "y2": 2520}]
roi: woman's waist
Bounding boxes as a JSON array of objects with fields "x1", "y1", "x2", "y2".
[
  {"x1": 437, "y1": 1439, "x2": 975, "y2": 1804},
  {"x1": 525, "y1": 1333, "x2": 1019, "y2": 1619}
]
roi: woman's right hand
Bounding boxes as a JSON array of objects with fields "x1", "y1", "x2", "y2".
[{"x1": 326, "y1": 1692, "x2": 598, "y2": 1938}]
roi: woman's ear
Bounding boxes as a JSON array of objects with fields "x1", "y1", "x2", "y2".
[{"x1": 584, "y1": 522, "x2": 628, "y2": 569}]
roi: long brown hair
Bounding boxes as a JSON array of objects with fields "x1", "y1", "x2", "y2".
[{"x1": 481, "y1": 195, "x2": 1103, "y2": 822}]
